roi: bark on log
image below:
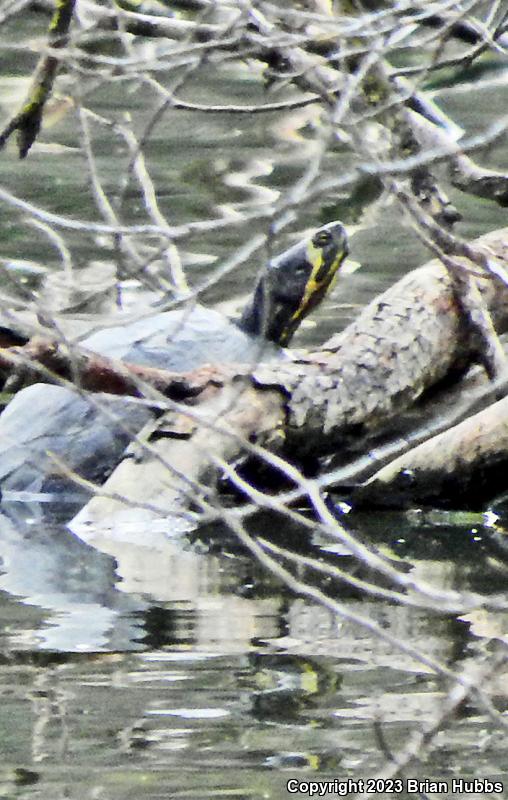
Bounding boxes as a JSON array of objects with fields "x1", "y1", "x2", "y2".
[{"x1": 255, "y1": 227, "x2": 508, "y2": 455}]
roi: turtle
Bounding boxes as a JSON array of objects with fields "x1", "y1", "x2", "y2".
[
  {"x1": 0, "y1": 221, "x2": 349, "y2": 495},
  {"x1": 82, "y1": 221, "x2": 348, "y2": 369}
]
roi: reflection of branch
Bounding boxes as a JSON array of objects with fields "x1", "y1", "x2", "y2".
[
  {"x1": 218, "y1": 463, "x2": 465, "y2": 614},
  {"x1": 216, "y1": 445, "x2": 499, "y2": 613},
  {"x1": 214, "y1": 474, "x2": 508, "y2": 795},
  {"x1": 0, "y1": 0, "x2": 76, "y2": 157},
  {"x1": 257, "y1": 536, "x2": 470, "y2": 614},
  {"x1": 358, "y1": 653, "x2": 508, "y2": 799},
  {"x1": 221, "y1": 507, "x2": 455, "y2": 679}
]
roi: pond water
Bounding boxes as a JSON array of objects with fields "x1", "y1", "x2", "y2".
[
  {"x1": 1, "y1": 501, "x2": 508, "y2": 799},
  {"x1": 0, "y1": 5, "x2": 508, "y2": 799}
]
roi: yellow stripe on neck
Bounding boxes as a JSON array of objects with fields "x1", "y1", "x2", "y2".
[{"x1": 280, "y1": 241, "x2": 345, "y2": 343}]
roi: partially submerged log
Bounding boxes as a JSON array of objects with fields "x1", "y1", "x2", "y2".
[
  {"x1": 354, "y1": 393, "x2": 508, "y2": 510},
  {"x1": 62, "y1": 226, "x2": 508, "y2": 530}
]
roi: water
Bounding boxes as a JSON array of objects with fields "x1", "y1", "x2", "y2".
[
  {"x1": 0, "y1": 500, "x2": 507, "y2": 798},
  {"x1": 0, "y1": 5, "x2": 508, "y2": 798}
]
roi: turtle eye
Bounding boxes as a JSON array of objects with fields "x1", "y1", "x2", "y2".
[{"x1": 312, "y1": 229, "x2": 332, "y2": 247}]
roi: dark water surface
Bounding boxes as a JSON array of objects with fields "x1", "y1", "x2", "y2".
[{"x1": 0, "y1": 6, "x2": 508, "y2": 799}]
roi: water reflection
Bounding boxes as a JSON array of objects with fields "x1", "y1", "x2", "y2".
[
  {"x1": 0, "y1": 497, "x2": 506, "y2": 659},
  {"x1": 0, "y1": 497, "x2": 506, "y2": 797},
  {"x1": 0, "y1": 502, "x2": 147, "y2": 652}
]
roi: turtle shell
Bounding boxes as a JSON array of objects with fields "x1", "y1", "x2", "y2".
[{"x1": 83, "y1": 306, "x2": 282, "y2": 370}]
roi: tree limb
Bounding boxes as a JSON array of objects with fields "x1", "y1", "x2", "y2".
[{"x1": 0, "y1": 0, "x2": 76, "y2": 157}]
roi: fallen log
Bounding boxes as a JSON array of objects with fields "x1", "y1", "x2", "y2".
[
  {"x1": 66, "y1": 226, "x2": 508, "y2": 531},
  {"x1": 353, "y1": 392, "x2": 508, "y2": 510}
]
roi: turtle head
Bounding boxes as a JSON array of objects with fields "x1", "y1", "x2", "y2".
[{"x1": 239, "y1": 221, "x2": 349, "y2": 345}]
